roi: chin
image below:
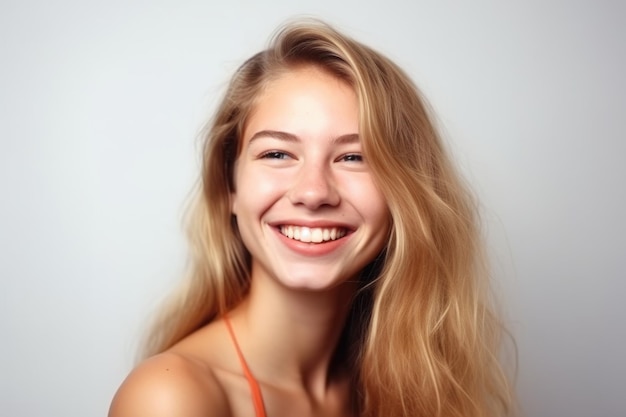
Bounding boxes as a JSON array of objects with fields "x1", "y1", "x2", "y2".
[{"x1": 274, "y1": 267, "x2": 357, "y2": 293}]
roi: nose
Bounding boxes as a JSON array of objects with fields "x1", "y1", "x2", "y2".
[{"x1": 287, "y1": 162, "x2": 340, "y2": 209}]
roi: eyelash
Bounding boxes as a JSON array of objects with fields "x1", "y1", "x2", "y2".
[
  {"x1": 260, "y1": 151, "x2": 291, "y2": 160},
  {"x1": 338, "y1": 153, "x2": 363, "y2": 163},
  {"x1": 258, "y1": 151, "x2": 364, "y2": 163}
]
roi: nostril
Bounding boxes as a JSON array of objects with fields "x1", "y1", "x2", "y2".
[{"x1": 288, "y1": 171, "x2": 340, "y2": 208}]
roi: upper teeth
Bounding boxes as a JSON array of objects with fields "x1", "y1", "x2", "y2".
[{"x1": 280, "y1": 226, "x2": 347, "y2": 243}]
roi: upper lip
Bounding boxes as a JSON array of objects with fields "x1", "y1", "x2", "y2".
[{"x1": 267, "y1": 219, "x2": 355, "y2": 230}]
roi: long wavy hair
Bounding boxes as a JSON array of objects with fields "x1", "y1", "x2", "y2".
[{"x1": 142, "y1": 19, "x2": 515, "y2": 417}]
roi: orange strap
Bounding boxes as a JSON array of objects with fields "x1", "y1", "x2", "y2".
[{"x1": 223, "y1": 316, "x2": 267, "y2": 417}]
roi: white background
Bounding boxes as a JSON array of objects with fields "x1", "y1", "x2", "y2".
[{"x1": 1, "y1": 1, "x2": 624, "y2": 416}]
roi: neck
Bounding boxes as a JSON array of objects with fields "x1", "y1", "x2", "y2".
[{"x1": 227, "y1": 272, "x2": 357, "y2": 395}]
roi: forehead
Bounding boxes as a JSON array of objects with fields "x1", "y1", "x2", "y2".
[{"x1": 243, "y1": 66, "x2": 359, "y2": 142}]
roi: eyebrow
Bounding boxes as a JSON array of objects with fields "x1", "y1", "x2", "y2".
[{"x1": 248, "y1": 130, "x2": 360, "y2": 145}]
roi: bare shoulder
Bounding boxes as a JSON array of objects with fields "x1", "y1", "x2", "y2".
[{"x1": 108, "y1": 351, "x2": 231, "y2": 417}]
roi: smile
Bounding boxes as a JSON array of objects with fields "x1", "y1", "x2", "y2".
[{"x1": 279, "y1": 225, "x2": 347, "y2": 243}]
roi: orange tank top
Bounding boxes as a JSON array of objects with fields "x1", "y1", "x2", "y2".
[{"x1": 223, "y1": 316, "x2": 267, "y2": 417}]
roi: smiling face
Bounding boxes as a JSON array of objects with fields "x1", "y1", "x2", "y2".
[{"x1": 231, "y1": 66, "x2": 390, "y2": 292}]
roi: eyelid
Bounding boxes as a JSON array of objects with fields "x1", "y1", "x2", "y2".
[
  {"x1": 258, "y1": 150, "x2": 294, "y2": 160},
  {"x1": 336, "y1": 153, "x2": 364, "y2": 163}
]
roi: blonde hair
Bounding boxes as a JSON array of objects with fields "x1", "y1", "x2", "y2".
[{"x1": 143, "y1": 19, "x2": 515, "y2": 417}]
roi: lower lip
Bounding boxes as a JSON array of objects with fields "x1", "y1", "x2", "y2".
[{"x1": 273, "y1": 228, "x2": 351, "y2": 257}]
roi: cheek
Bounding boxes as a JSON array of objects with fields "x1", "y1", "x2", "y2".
[
  {"x1": 360, "y1": 183, "x2": 391, "y2": 234},
  {"x1": 346, "y1": 176, "x2": 389, "y2": 216},
  {"x1": 231, "y1": 163, "x2": 287, "y2": 217},
  {"x1": 369, "y1": 195, "x2": 391, "y2": 230}
]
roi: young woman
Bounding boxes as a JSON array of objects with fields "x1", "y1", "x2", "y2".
[{"x1": 109, "y1": 20, "x2": 515, "y2": 417}]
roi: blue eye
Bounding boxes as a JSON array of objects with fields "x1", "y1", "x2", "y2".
[
  {"x1": 340, "y1": 153, "x2": 363, "y2": 162},
  {"x1": 261, "y1": 151, "x2": 289, "y2": 159}
]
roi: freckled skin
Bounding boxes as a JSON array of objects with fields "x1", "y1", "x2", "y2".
[
  {"x1": 110, "y1": 65, "x2": 388, "y2": 417},
  {"x1": 232, "y1": 66, "x2": 390, "y2": 291}
]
